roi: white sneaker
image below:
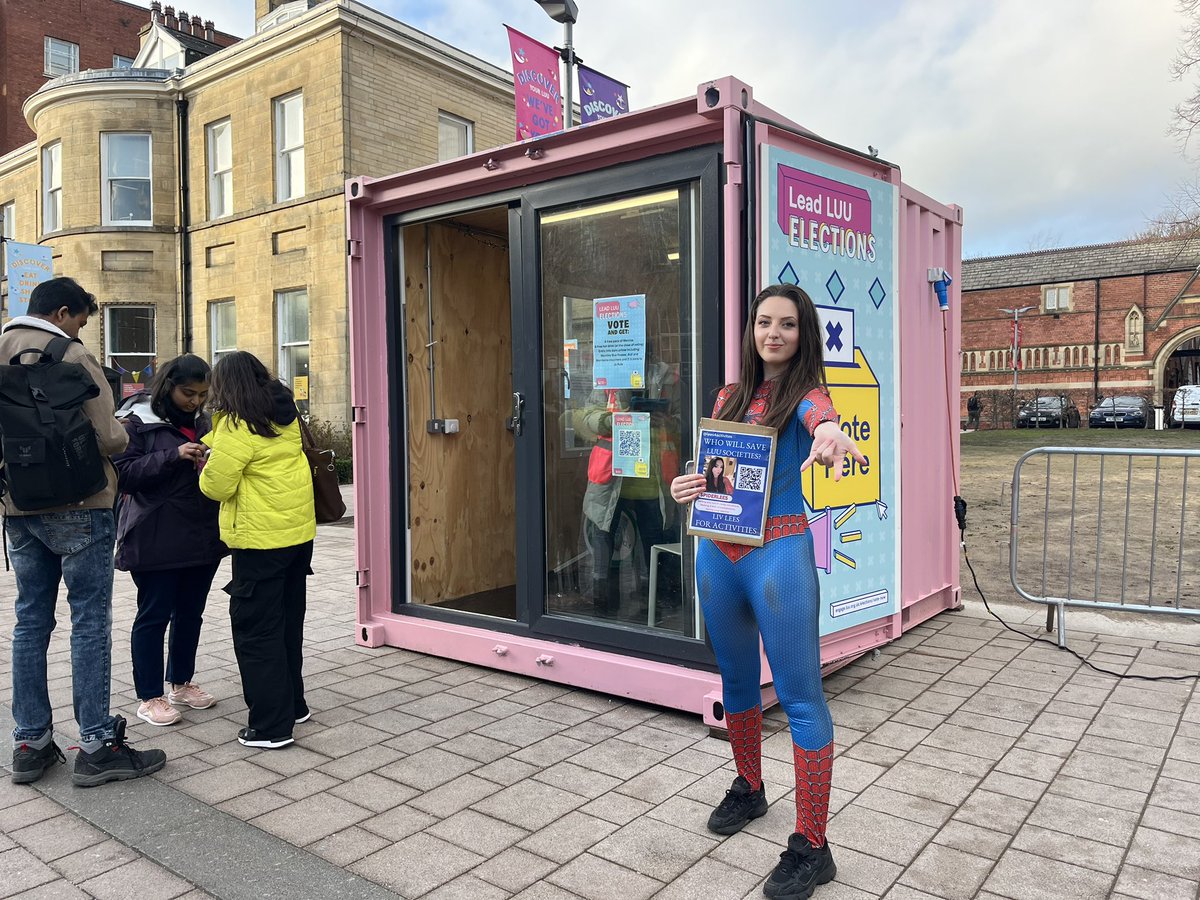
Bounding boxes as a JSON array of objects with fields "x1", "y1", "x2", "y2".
[
  {"x1": 137, "y1": 697, "x2": 182, "y2": 727},
  {"x1": 168, "y1": 682, "x2": 216, "y2": 710}
]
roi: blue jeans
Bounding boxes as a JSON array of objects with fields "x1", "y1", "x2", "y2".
[
  {"x1": 130, "y1": 563, "x2": 219, "y2": 700},
  {"x1": 5, "y1": 509, "x2": 118, "y2": 744}
]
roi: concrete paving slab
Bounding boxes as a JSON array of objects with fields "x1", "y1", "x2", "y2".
[{"x1": 6, "y1": 521, "x2": 1200, "y2": 899}]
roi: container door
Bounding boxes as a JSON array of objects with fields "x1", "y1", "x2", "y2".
[{"x1": 512, "y1": 148, "x2": 722, "y2": 661}]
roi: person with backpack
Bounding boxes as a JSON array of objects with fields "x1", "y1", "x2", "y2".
[
  {"x1": 113, "y1": 354, "x2": 226, "y2": 727},
  {"x1": 0, "y1": 276, "x2": 166, "y2": 786},
  {"x1": 199, "y1": 351, "x2": 316, "y2": 749}
]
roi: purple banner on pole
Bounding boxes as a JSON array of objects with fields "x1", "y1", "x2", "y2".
[
  {"x1": 578, "y1": 64, "x2": 629, "y2": 124},
  {"x1": 505, "y1": 26, "x2": 563, "y2": 141}
]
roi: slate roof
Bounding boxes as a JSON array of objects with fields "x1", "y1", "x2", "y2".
[
  {"x1": 169, "y1": 28, "x2": 224, "y2": 62},
  {"x1": 963, "y1": 237, "x2": 1200, "y2": 291}
]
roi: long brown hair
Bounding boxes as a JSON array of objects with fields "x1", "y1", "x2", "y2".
[
  {"x1": 208, "y1": 351, "x2": 285, "y2": 438},
  {"x1": 716, "y1": 284, "x2": 828, "y2": 431}
]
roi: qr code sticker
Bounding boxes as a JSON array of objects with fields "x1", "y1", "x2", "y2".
[
  {"x1": 616, "y1": 429, "x2": 643, "y2": 459},
  {"x1": 735, "y1": 464, "x2": 766, "y2": 493}
]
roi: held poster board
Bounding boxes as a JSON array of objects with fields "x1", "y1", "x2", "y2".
[
  {"x1": 761, "y1": 138, "x2": 900, "y2": 636},
  {"x1": 686, "y1": 418, "x2": 777, "y2": 546}
]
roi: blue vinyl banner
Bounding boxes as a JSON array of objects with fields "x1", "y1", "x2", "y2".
[
  {"x1": 762, "y1": 141, "x2": 899, "y2": 637},
  {"x1": 5, "y1": 242, "x2": 53, "y2": 320}
]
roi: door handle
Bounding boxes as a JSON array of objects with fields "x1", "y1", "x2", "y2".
[{"x1": 505, "y1": 391, "x2": 525, "y2": 436}]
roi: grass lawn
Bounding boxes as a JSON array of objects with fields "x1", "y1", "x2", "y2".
[{"x1": 957, "y1": 425, "x2": 1200, "y2": 616}]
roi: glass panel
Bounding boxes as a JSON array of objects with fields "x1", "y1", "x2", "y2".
[
  {"x1": 280, "y1": 95, "x2": 303, "y2": 148},
  {"x1": 109, "y1": 179, "x2": 151, "y2": 222},
  {"x1": 45, "y1": 144, "x2": 61, "y2": 185},
  {"x1": 1, "y1": 202, "x2": 12, "y2": 271},
  {"x1": 287, "y1": 147, "x2": 304, "y2": 198},
  {"x1": 210, "y1": 301, "x2": 236, "y2": 355},
  {"x1": 211, "y1": 170, "x2": 231, "y2": 218},
  {"x1": 438, "y1": 115, "x2": 470, "y2": 161},
  {"x1": 277, "y1": 290, "x2": 309, "y2": 344},
  {"x1": 215, "y1": 122, "x2": 232, "y2": 170},
  {"x1": 107, "y1": 307, "x2": 155, "y2": 353},
  {"x1": 539, "y1": 187, "x2": 697, "y2": 635},
  {"x1": 45, "y1": 38, "x2": 79, "y2": 75},
  {"x1": 106, "y1": 135, "x2": 150, "y2": 178},
  {"x1": 279, "y1": 344, "x2": 310, "y2": 416}
]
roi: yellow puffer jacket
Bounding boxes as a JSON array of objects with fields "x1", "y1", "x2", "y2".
[{"x1": 199, "y1": 412, "x2": 316, "y2": 549}]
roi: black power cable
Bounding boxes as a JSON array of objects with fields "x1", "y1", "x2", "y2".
[{"x1": 954, "y1": 494, "x2": 1199, "y2": 683}]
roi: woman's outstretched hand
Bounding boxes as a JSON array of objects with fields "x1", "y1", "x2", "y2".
[
  {"x1": 670, "y1": 473, "x2": 707, "y2": 505},
  {"x1": 802, "y1": 422, "x2": 869, "y2": 483}
]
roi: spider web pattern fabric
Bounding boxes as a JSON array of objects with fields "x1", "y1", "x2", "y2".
[
  {"x1": 725, "y1": 705, "x2": 762, "y2": 790},
  {"x1": 710, "y1": 382, "x2": 837, "y2": 564},
  {"x1": 793, "y1": 740, "x2": 834, "y2": 847},
  {"x1": 697, "y1": 382, "x2": 837, "y2": 753}
]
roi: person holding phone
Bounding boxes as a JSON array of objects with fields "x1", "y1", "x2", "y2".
[
  {"x1": 113, "y1": 354, "x2": 226, "y2": 728},
  {"x1": 671, "y1": 284, "x2": 866, "y2": 900}
]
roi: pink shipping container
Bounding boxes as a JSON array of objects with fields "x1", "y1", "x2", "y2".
[{"x1": 345, "y1": 77, "x2": 963, "y2": 727}]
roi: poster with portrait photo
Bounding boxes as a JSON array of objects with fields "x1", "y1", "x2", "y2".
[{"x1": 686, "y1": 418, "x2": 777, "y2": 546}]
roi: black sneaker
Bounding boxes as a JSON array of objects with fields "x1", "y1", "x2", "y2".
[
  {"x1": 72, "y1": 717, "x2": 166, "y2": 787},
  {"x1": 763, "y1": 833, "x2": 837, "y2": 900},
  {"x1": 12, "y1": 739, "x2": 66, "y2": 784},
  {"x1": 237, "y1": 728, "x2": 294, "y2": 749},
  {"x1": 707, "y1": 775, "x2": 768, "y2": 835}
]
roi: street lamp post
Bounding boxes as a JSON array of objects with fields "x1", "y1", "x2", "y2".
[
  {"x1": 999, "y1": 305, "x2": 1036, "y2": 391},
  {"x1": 533, "y1": 0, "x2": 579, "y2": 128}
]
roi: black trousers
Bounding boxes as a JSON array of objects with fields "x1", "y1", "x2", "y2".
[
  {"x1": 130, "y1": 563, "x2": 220, "y2": 700},
  {"x1": 226, "y1": 541, "x2": 313, "y2": 739}
]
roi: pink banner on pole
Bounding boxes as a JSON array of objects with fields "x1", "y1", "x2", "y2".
[{"x1": 505, "y1": 26, "x2": 563, "y2": 141}]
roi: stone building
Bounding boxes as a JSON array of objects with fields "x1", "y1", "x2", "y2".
[
  {"x1": 0, "y1": 0, "x2": 516, "y2": 422},
  {"x1": 960, "y1": 237, "x2": 1200, "y2": 426},
  {"x1": 0, "y1": 0, "x2": 231, "y2": 155}
]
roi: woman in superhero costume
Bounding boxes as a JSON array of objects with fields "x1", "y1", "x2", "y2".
[{"x1": 671, "y1": 284, "x2": 866, "y2": 900}]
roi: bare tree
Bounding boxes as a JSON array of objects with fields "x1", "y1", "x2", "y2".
[
  {"x1": 1172, "y1": 0, "x2": 1200, "y2": 152},
  {"x1": 1142, "y1": 2, "x2": 1200, "y2": 238}
]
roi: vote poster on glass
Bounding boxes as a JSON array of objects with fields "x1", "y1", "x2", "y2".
[
  {"x1": 686, "y1": 418, "x2": 777, "y2": 546},
  {"x1": 592, "y1": 294, "x2": 646, "y2": 389}
]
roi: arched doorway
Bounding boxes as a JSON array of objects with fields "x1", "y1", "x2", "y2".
[{"x1": 1153, "y1": 325, "x2": 1200, "y2": 405}]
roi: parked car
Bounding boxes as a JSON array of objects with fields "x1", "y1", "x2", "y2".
[
  {"x1": 1016, "y1": 395, "x2": 1081, "y2": 428},
  {"x1": 1171, "y1": 384, "x2": 1200, "y2": 427},
  {"x1": 1089, "y1": 395, "x2": 1150, "y2": 429}
]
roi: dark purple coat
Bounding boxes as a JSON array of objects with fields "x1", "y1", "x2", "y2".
[{"x1": 113, "y1": 394, "x2": 226, "y2": 572}]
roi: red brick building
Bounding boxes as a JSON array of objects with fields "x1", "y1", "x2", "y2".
[
  {"x1": 961, "y1": 238, "x2": 1200, "y2": 427},
  {"x1": 0, "y1": 0, "x2": 237, "y2": 155}
]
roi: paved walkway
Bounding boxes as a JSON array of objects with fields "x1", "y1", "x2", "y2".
[{"x1": 2, "y1": 513, "x2": 1199, "y2": 900}]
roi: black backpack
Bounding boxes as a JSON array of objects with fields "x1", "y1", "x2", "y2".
[{"x1": 0, "y1": 336, "x2": 107, "y2": 510}]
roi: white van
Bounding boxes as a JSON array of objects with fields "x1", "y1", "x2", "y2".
[{"x1": 1171, "y1": 384, "x2": 1200, "y2": 426}]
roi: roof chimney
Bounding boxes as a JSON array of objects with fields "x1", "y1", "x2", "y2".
[
  {"x1": 191, "y1": 15, "x2": 202, "y2": 36},
  {"x1": 163, "y1": 5, "x2": 176, "y2": 29},
  {"x1": 204, "y1": 19, "x2": 214, "y2": 41},
  {"x1": 176, "y1": 10, "x2": 188, "y2": 32},
  {"x1": 150, "y1": 1, "x2": 162, "y2": 23}
]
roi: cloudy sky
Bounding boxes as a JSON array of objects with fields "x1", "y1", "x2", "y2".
[{"x1": 142, "y1": 1, "x2": 1195, "y2": 259}]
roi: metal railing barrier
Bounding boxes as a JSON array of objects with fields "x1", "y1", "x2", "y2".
[{"x1": 1009, "y1": 447, "x2": 1200, "y2": 646}]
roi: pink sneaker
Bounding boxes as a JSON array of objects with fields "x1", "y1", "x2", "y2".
[
  {"x1": 168, "y1": 682, "x2": 216, "y2": 710},
  {"x1": 137, "y1": 697, "x2": 182, "y2": 727}
]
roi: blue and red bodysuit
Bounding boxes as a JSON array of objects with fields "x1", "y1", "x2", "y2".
[{"x1": 696, "y1": 379, "x2": 838, "y2": 847}]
